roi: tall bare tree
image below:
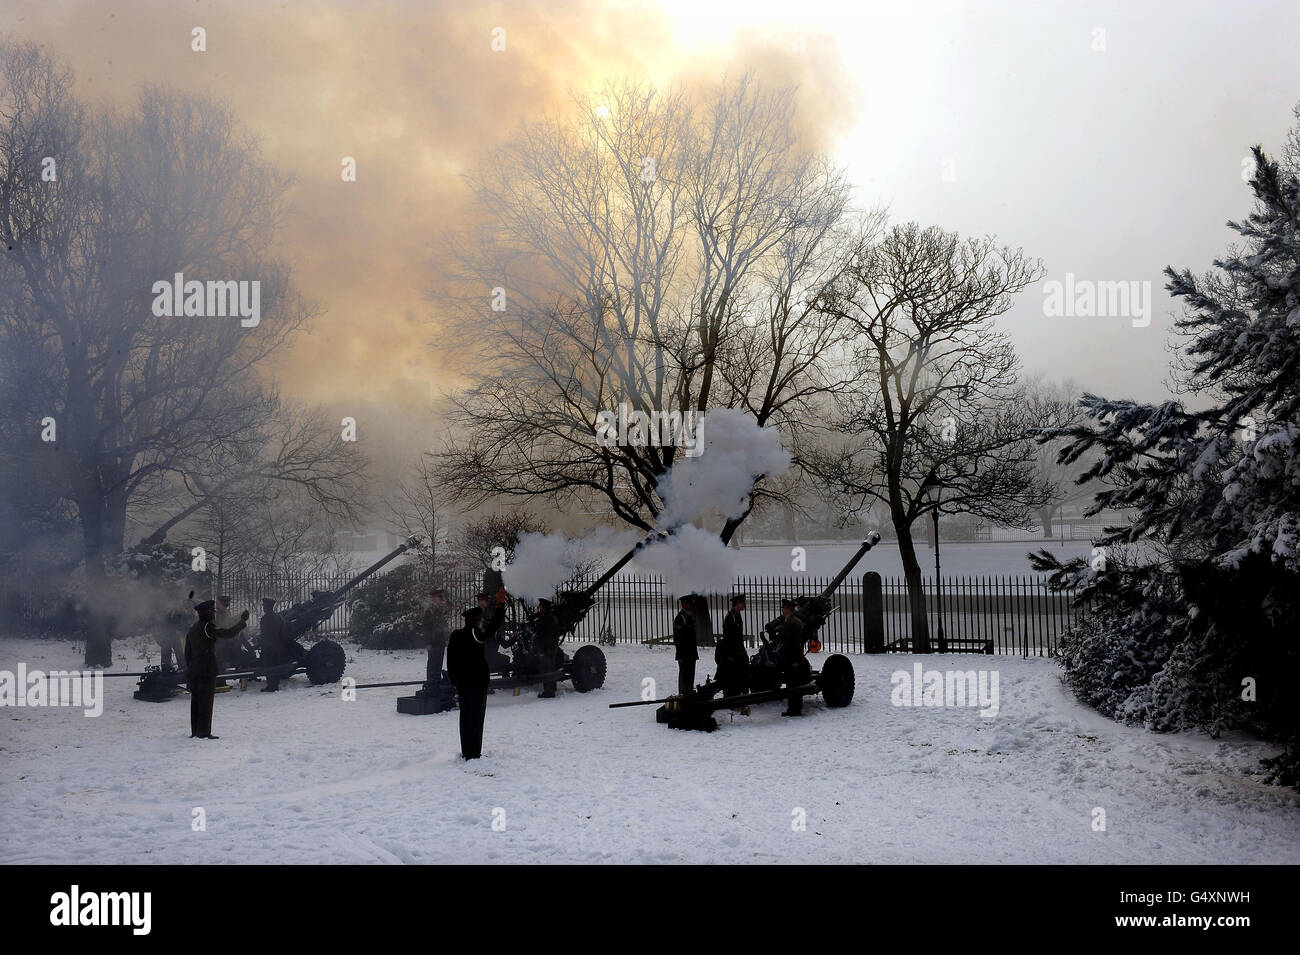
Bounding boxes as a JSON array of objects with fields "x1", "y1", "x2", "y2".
[
  {"x1": 435, "y1": 75, "x2": 865, "y2": 540},
  {"x1": 807, "y1": 222, "x2": 1052, "y2": 651},
  {"x1": 0, "y1": 41, "x2": 358, "y2": 577}
]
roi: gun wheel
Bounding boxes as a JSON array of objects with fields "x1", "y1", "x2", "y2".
[
  {"x1": 569, "y1": 645, "x2": 606, "y2": 692},
  {"x1": 305, "y1": 639, "x2": 346, "y2": 685},
  {"x1": 819, "y1": 654, "x2": 855, "y2": 708}
]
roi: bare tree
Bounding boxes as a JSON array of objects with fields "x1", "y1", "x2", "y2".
[
  {"x1": 0, "y1": 41, "x2": 342, "y2": 577},
  {"x1": 435, "y1": 75, "x2": 862, "y2": 541},
  {"x1": 807, "y1": 222, "x2": 1051, "y2": 651},
  {"x1": 1022, "y1": 376, "x2": 1092, "y2": 537}
]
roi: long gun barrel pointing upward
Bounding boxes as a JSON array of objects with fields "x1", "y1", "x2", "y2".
[
  {"x1": 820, "y1": 532, "x2": 882, "y2": 600},
  {"x1": 281, "y1": 535, "x2": 421, "y2": 638},
  {"x1": 578, "y1": 529, "x2": 671, "y2": 599},
  {"x1": 331, "y1": 535, "x2": 422, "y2": 601}
]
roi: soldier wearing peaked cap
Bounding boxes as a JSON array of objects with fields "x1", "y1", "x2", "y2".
[
  {"x1": 779, "y1": 598, "x2": 806, "y2": 717},
  {"x1": 716, "y1": 593, "x2": 749, "y2": 699},
  {"x1": 533, "y1": 598, "x2": 560, "y2": 698},
  {"x1": 422, "y1": 589, "x2": 451, "y2": 686},
  {"x1": 673, "y1": 594, "x2": 700, "y2": 696},
  {"x1": 185, "y1": 599, "x2": 249, "y2": 739},
  {"x1": 447, "y1": 593, "x2": 504, "y2": 759},
  {"x1": 258, "y1": 597, "x2": 289, "y2": 692}
]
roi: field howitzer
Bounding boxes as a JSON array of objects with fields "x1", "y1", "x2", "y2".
[
  {"x1": 394, "y1": 530, "x2": 671, "y2": 715},
  {"x1": 610, "y1": 532, "x2": 883, "y2": 731},
  {"x1": 126, "y1": 536, "x2": 420, "y2": 702}
]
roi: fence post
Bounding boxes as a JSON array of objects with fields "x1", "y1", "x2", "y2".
[{"x1": 863, "y1": 572, "x2": 884, "y2": 653}]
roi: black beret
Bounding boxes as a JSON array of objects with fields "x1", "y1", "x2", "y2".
[{"x1": 463, "y1": 607, "x2": 483, "y2": 623}]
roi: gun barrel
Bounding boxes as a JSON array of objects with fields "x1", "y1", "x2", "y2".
[
  {"x1": 331, "y1": 536, "x2": 420, "y2": 601},
  {"x1": 579, "y1": 529, "x2": 671, "y2": 599},
  {"x1": 819, "y1": 531, "x2": 882, "y2": 599},
  {"x1": 608, "y1": 697, "x2": 672, "y2": 708}
]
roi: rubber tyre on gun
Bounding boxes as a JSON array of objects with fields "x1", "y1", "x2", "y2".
[
  {"x1": 569, "y1": 645, "x2": 607, "y2": 692},
  {"x1": 818, "y1": 653, "x2": 855, "y2": 708},
  {"x1": 304, "y1": 639, "x2": 347, "y2": 685}
]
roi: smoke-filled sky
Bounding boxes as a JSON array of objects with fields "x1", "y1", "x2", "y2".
[{"x1": 3, "y1": 0, "x2": 1296, "y2": 409}]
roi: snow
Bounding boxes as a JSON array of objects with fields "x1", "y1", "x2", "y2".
[{"x1": 2, "y1": 635, "x2": 1296, "y2": 864}]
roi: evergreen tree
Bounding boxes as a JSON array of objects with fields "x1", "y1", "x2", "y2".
[{"x1": 1034, "y1": 109, "x2": 1300, "y2": 787}]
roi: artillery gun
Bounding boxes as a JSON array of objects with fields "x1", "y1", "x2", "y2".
[
  {"x1": 610, "y1": 532, "x2": 882, "y2": 731},
  {"x1": 123, "y1": 537, "x2": 420, "y2": 702},
  {"x1": 390, "y1": 531, "x2": 670, "y2": 714}
]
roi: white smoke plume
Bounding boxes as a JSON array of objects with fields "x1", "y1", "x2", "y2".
[
  {"x1": 501, "y1": 532, "x2": 581, "y2": 601},
  {"x1": 502, "y1": 410, "x2": 786, "y2": 600},
  {"x1": 656, "y1": 407, "x2": 790, "y2": 529},
  {"x1": 501, "y1": 527, "x2": 640, "y2": 601},
  {"x1": 632, "y1": 524, "x2": 737, "y2": 596}
]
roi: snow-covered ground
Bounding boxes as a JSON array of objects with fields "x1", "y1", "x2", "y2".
[{"x1": 1, "y1": 635, "x2": 1295, "y2": 864}]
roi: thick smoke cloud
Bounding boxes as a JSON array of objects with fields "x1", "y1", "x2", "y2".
[
  {"x1": 631, "y1": 524, "x2": 736, "y2": 597},
  {"x1": 504, "y1": 411, "x2": 789, "y2": 597},
  {"x1": 656, "y1": 408, "x2": 791, "y2": 529},
  {"x1": 0, "y1": 0, "x2": 853, "y2": 408}
]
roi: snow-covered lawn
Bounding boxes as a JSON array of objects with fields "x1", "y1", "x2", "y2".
[{"x1": 1, "y1": 636, "x2": 1295, "y2": 864}]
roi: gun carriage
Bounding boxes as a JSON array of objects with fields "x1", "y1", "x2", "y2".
[
  {"x1": 610, "y1": 532, "x2": 882, "y2": 731},
  {"x1": 118, "y1": 538, "x2": 419, "y2": 702}
]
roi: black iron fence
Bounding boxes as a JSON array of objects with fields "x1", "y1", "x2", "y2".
[{"x1": 214, "y1": 570, "x2": 1077, "y2": 657}]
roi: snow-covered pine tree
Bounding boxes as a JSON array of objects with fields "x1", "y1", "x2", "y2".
[{"x1": 1033, "y1": 107, "x2": 1300, "y2": 787}]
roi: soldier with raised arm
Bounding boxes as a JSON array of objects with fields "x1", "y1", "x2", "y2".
[{"x1": 185, "y1": 599, "x2": 249, "y2": 739}]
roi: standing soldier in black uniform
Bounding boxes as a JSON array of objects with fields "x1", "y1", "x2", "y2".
[
  {"x1": 423, "y1": 589, "x2": 451, "y2": 685},
  {"x1": 185, "y1": 599, "x2": 249, "y2": 739},
  {"x1": 533, "y1": 598, "x2": 560, "y2": 698},
  {"x1": 258, "y1": 598, "x2": 288, "y2": 692},
  {"x1": 448, "y1": 591, "x2": 505, "y2": 759},
  {"x1": 673, "y1": 595, "x2": 699, "y2": 696},
  {"x1": 778, "y1": 598, "x2": 806, "y2": 717},
  {"x1": 716, "y1": 593, "x2": 749, "y2": 698}
]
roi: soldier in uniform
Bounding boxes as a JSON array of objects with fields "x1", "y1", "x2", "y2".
[
  {"x1": 672, "y1": 594, "x2": 699, "y2": 696},
  {"x1": 533, "y1": 598, "x2": 560, "y2": 698},
  {"x1": 422, "y1": 589, "x2": 451, "y2": 685},
  {"x1": 716, "y1": 593, "x2": 750, "y2": 698},
  {"x1": 258, "y1": 597, "x2": 288, "y2": 692},
  {"x1": 778, "y1": 598, "x2": 806, "y2": 717},
  {"x1": 447, "y1": 597, "x2": 503, "y2": 759},
  {"x1": 184, "y1": 599, "x2": 249, "y2": 739}
]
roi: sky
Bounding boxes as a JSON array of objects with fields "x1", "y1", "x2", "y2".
[{"x1": 2, "y1": 0, "x2": 1297, "y2": 409}]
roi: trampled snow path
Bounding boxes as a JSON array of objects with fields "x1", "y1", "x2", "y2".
[{"x1": 1, "y1": 636, "x2": 1296, "y2": 864}]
